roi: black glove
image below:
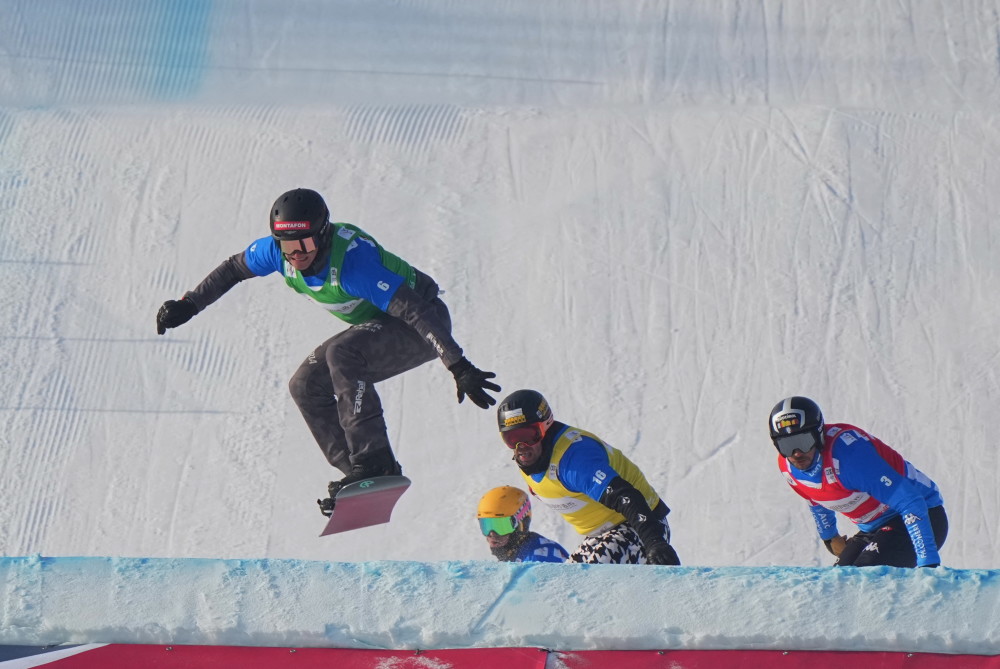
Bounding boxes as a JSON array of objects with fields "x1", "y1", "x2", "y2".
[
  {"x1": 644, "y1": 541, "x2": 681, "y2": 566},
  {"x1": 447, "y1": 357, "x2": 500, "y2": 409},
  {"x1": 600, "y1": 477, "x2": 680, "y2": 565},
  {"x1": 156, "y1": 297, "x2": 198, "y2": 335}
]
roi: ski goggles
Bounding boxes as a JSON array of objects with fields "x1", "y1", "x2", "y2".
[
  {"x1": 280, "y1": 235, "x2": 318, "y2": 259},
  {"x1": 479, "y1": 516, "x2": 518, "y2": 536},
  {"x1": 773, "y1": 429, "x2": 822, "y2": 457},
  {"x1": 501, "y1": 424, "x2": 543, "y2": 449}
]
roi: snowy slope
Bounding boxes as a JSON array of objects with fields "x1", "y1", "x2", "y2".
[{"x1": 1, "y1": 0, "x2": 999, "y2": 574}]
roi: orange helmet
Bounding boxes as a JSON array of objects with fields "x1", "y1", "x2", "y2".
[{"x1": 477, "y1": 486, "x2": 532, "y2": 536}]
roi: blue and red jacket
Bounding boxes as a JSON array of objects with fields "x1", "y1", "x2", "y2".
[{"x1": 778, "y1": 423, "x2": 943, "y2": 566}]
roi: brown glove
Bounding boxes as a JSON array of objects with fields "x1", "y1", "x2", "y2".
[{"x1": 824, "y1": 534, "x2": 848, "y2": 556}]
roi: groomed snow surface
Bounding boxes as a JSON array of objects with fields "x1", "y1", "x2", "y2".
[{"x1": 1, "y1": 0, "x2": 999, "y2": 657}]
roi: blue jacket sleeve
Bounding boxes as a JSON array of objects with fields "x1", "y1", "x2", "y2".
[
  {"x1": 243, "y1": 236, "x2": 284, "y2": 276},
  {"x1": 338, "y1": 236, "x2": 407, "y2": 310},
  {"x1": 556, "y1": 437, "x2": 619, "y2": 500},
  {"x1": 340, "y1": 237, "x2": 466, "y2": 367},
  {"x1": 809, "y1": 504, "x2": 840, "y2": 541},
  {"x1": 836, "y1": 439, "x2": 941, "y2": 567}
]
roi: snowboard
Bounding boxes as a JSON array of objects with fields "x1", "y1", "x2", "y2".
[{"x1": 320, "y1": 475, "x2": 411, "y2": 536}]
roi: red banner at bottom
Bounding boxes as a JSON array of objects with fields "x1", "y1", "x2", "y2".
[
  {"x1": 0, "y1": 646, "x2": 546, "y2": 668},
  {"x1": 554, "y1": 649, "x2": 1000, "y2": 668},
  {"x1": 1, "y1": 645, "x2": 997, "y2": 668}
]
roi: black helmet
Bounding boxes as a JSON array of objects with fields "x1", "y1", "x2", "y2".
[
  {"x1": 497, "y1": 389, "x2": 554, "y2": 433},
  {"x1": 768, "y1": 396, "x2": 825, "y2": 457},
  {"x1": 269, "y1": 188, "x2": 330, "y2": 242}
]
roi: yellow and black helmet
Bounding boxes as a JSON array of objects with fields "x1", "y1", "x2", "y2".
[{"x1": 497, "y1": 389, "x2": 553, "y2": 433}]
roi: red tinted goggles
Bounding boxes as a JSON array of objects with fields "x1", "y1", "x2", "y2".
[{"x1": 501, "y1": 424, "x2": 543, "y2": 449}]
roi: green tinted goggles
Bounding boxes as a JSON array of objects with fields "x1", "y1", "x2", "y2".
[{"x1": 479, "y1": 516, "x2": 517, "y2": 536}]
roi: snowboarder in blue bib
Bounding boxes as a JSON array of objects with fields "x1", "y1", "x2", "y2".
[
  {"x1": 156, "y1": 188, "x2": 500, "y2": 514},
  {"x1": 477, "y1": 486, "x2": 568, "y2": 563}
]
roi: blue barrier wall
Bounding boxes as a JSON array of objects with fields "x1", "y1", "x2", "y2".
[{"x1": 1, "y1": 557, "x2": 997, "y2": 654}]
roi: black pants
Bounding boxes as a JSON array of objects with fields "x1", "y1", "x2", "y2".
[
  {"x1": 287, "y1": 273, "x2": 450, "y2": 475},
  {"x1": 836, "y1": 505, "x2": 948, "y2": 568}
]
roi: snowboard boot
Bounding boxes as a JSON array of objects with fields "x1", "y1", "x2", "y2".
[
  {"x1": 317, "y1": 450, "x2": 402, "y2": 517},
  {"x1": 317, "y1": 493, "x2": 337, "y2": 517}
]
